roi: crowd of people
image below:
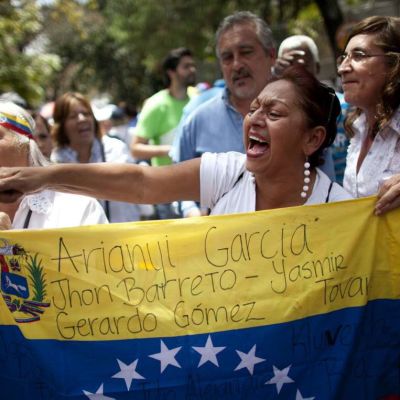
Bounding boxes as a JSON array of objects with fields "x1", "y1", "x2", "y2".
[
  {"x1": 0, "y1": 11, "x2": 399, "y2": 399},
  {"x1": 0, "y1": 12, "x2": 399, "y2": 225}
]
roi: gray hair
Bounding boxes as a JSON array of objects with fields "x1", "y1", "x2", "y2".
[
  {"x1": 215, "y1": 11, "x2": 275, "y2": 58},
  {"x1": 29, "y1": 140, "x2": 51, "y2": 166},
  {"x1": 278, "y1": 35, "x2": 320, "y2": 63}
]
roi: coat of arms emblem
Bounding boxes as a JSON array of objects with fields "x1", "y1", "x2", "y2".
[{"x1": 0, "y1": 238, "x2": 49, "y2": 323}]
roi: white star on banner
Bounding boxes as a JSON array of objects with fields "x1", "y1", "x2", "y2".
[
  {"x1": 192, "y1": 335, "x2": 226, "y2": 367},
  {"x1": 149, "y1": 340, "x2": 182, "y2": 373},
  {"x1": 112, "y1": 358, "x2": 145, "y2": 390},
  {"x1": 234, "y1": 344, "x2": 265, "y2": 375},
  {"x1": 82, "y1": 383, "x2": 115, "y2": 399},
  {"x1": 296, "y1": 389, "x2": 315, "y2": 400},
  {"x1": 266, "y1": 365, "x2": 295, "y2": 394}
]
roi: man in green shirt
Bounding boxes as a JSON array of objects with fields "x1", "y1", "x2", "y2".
[
  {"x1": 131, "y1": 47, "x2": 196, "y2": 167},
  {"x1": 131, "y1": 47, "x2": 196, "y2": 218}
]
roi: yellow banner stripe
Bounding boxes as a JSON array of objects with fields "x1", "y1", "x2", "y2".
[{"x1": 0, "y1": 196, "x2": 399, "y2": 341}]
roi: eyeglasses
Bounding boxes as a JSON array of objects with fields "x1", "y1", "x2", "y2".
[{"x1": 336, "y1": 50, "x2": 394, "y2": 68}]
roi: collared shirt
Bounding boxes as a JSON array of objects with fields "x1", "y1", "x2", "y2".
[
  {"x1": 172, "y1": 88, "x2": 245, "y2": 163},
  {"x1": 12, "y1": 190, "x2": 108, "y2": 229},
  {"x1": 343, "y1": 107, "x2": 400, "y2": 198},
  {"x1": 171, "y1": 88, "x2": 244, "y2": 216}
]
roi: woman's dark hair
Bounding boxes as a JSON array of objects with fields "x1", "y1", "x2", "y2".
[
  {"x1": 342, "y1": 16, "x2": 400, "y2": 137},
  {"x1": 52, "y1": 92, "x2": 101, "y2": 147},
  {"x1": 268, "y1": 66, "x2": 341, "y2": 168},
  {"x1": 30, "y1": 111, "x2": 50, "y2": 134}
]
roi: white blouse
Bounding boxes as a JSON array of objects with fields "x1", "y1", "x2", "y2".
[
  {"x1": 343, "y1": 107, "x2": 400, "y2": 198},
  {"x1": 12, "y1": 190, "x2": 108, "y2": 230},
  {"x1": 51, "y1": 135, "x2": 143, "y2": 223},
  {"x1": 200, "y1": 152, "x2": 353, "y2": 216}
]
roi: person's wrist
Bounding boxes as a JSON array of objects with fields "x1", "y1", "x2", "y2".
[{"x1": 46, "y1": 165, "x2": 61, "y2": 191}]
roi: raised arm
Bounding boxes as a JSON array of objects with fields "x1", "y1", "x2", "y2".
[
  {"x1": 0, "y1": 159, "x2": 201, "y2": 205},
  {"x1": 273, "y1": 49, "x2": 306, "y2": 77}
]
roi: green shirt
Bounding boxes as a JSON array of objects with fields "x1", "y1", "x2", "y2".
[{"x1": 135, "y1": 89, "x2": 189, "y2": 166}]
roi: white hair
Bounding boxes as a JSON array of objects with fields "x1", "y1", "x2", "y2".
[
  {"x1": 278, "y1": 35, "x2": 320, "y2": 63},
  {"x1": 29, "y1": 140, "x2": 51, "y2": 166}
]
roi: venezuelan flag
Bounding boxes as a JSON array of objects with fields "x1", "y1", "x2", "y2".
[
  {"x1": 0, "y1": 111, "x2": 33, "y2": 138},
  {"x1": 0, "y1": 197, "x2": 399, "y2": 399}
]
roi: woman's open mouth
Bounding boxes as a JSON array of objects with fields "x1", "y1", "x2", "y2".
[{"x1": 248, "y1": 135, "x2": 269, "y2": 156}]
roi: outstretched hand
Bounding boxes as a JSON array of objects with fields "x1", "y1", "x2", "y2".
[
  {"x1": 375, "y1": 174, "x2": 400, "y2": 215},
  {"x1": 0, "y1": 167, "x2": 41, "y2": 203}
]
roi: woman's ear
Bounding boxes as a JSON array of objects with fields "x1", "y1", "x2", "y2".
[{"x1": 303, "y1": 125, "x2": 326, "y2": 156}]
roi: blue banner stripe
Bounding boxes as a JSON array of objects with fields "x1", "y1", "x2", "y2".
[{"x1": 1, "y1": 299, "x2": 399, "y2": 399}]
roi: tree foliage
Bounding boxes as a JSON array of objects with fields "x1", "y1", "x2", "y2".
[
  {"x1": 0, "y1": 0, "x2": 364, "y2": 107},
  {"x1": 0, "y1": 0, "x2": 60, "y2": 106}
]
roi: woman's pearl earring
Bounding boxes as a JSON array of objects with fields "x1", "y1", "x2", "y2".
[{"x1": 301, "y1": 160, "x2": 311, "y2": 199}]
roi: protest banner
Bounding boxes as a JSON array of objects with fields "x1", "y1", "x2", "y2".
[{"x1": 0, "y1": 196, "x2": 399, "y2": 399}]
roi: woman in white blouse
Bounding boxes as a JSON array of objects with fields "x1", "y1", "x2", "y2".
[
  {"x1": 0, "y1": 67, "x2": 352, "y2": 213},
  {"x1": 337, "y1": 16, "x2": 400, "y2": 214},
  {"x1": 0, "y1": 101, "x2": 108, "y2": 230},
  {"x1": 50, "y1": 92, "x2": 144, "y2": 223}
]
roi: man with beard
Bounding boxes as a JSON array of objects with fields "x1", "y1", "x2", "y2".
[
  {"x1": 172, "y1": 11, "x2": 276, "y2": 217},
  {"x1": 131, "y1": 47, "x2": 196, "y2": 219}
]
